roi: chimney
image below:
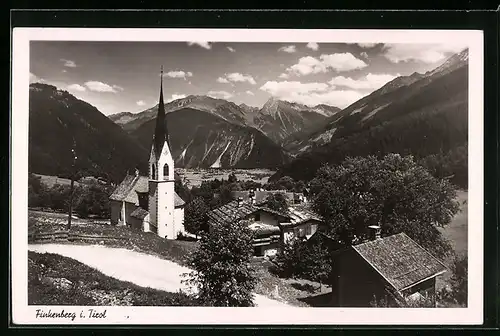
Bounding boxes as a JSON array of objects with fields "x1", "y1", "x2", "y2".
[
  {"x1": 249, "y1": 189, "x2": 256, "y2": 205},
  {"x1": 368, "y1": 225, "x2": 381, "y2": 241},
  {"x1": 237, "y1": 196, "x2": 244, "y2": 207},
  {"x1": 135, "y1": 168, "x2": 140, "y2": 177}
]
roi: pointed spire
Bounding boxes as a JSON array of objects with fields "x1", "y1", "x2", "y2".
[{"x1": 153, "y1": 66, "x2": 169, "y2": 157}]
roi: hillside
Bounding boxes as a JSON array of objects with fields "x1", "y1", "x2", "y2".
[
  {"x1": 274, "y1": 49, "x2": 469, "y2": 188},
  {"x1": 131, "y1": 107, "x2": 290, "y2": 169},
  {"x1": 29, "y1": 83, "x2": 148, "y2": 183}
]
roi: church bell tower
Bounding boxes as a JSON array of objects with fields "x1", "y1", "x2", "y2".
[{"x1": 148, "y1": 66, "x2": 175, "y2": 238}]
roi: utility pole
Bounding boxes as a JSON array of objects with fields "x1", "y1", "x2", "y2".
[{"x1": 66, "y1": 140, "x2": 77, "y2": 231}]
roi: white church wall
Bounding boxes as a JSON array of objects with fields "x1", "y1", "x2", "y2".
[{"x1": 174, "y1": 207, "x2": 185, "y2": 238}]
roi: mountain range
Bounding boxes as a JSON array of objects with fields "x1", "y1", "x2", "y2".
[
  {"x1": 274, "y1": 48, "x2": 469, "y2": 188},
  {"x1": 109, "y1": 95, "x2": 340, "y2": 145},
  {"x1": 28, "y1": 48, "x2": 468, "y2": 188}
]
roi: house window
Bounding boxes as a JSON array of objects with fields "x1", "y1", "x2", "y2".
[
  {"x1": 163, "y1": 163, "x2": 169, "y2": 180},
  {"x1": 255, "y1": 213, "x2": 261, "y2": 221}
]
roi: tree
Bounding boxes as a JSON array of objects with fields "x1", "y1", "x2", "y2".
[
  {"x1": 266, "y1": 193, "x2": 289, "y2": 214},
  {"x1": 182, "y1": 219, "x2": 256, "y2": 306},
  {"x1": 439, "y1": 253, "x2": 467, "y2": 306},
  {"x1": 228, "y1": 172, "x2": 238, "y2": 183},
  {"x1": 310, "y1": 154, "x2": 459, "y2": 259},
  {"x1": 184, "y1": 197, "x2": 209, "y2": 238}
]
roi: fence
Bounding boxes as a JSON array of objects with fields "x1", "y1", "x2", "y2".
[{"x1": 28, "y1": 230, "x2": 126, "y2": 243}]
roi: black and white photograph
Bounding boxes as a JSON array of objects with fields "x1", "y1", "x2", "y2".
[{"x1": 11, "y1": 28, "x2": 483, "y2": 325}]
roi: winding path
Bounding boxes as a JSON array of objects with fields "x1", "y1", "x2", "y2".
[{"x1": 28, "y1": 243, "x2": 290, "y2": 307}]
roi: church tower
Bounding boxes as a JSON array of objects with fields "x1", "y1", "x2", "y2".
[{"x1": 148, "y1": 66, "x2": 176, "y2": 238}]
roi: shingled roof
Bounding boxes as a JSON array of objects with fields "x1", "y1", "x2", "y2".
[
  {"x1": 130, "y1": 207, "x2": 149, "y2": 220},
  {"x1": 352, "y1": 233, "x2": 447, "y2": 292},
  {"x1": 208, "y1": 199, "x2": 290, "y2": 227},
  {"x1": 109, "y1": 174, "x2": 185, "y2": 208},
  {"x1": 283, "y1": 203, "x2": 323, "y2": 227}
]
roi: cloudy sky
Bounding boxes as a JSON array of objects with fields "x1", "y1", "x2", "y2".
[{"x1": 30, "y1": 41, "x2": 467, "y2": 115}]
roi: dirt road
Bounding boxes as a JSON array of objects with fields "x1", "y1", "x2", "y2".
[{"x1": 28, "y1": 243, "x2": 290, "y2": 307}]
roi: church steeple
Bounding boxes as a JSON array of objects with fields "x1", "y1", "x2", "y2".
[{"x1": 153, "y1": 66, "x2": 169, "y2": 158}]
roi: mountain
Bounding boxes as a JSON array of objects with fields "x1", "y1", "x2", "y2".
[
  {"x1": 250, "y1": 98, "x2": 340, "y2": 144},
  {"x1": 29, "y1": 83, "x2": 148, "y2": 183},
  {"x1": 108, "y1": 111, "x2": 136, "y2": 126},
  {"x1": 285, "y1": 48, "x2": 469, "y2": 154},
  {"x1": 109, "y1": 95, "x2": 340, "y2": 146},
  {"x1": 130, "y1": 108, "x2": 289, "y2": 169},
  {"x1": 273, "y1": 49, "x2": 469, "y2": 188},
  {"x1": 110, "y1": 95, "x2": 249, "y2": 133}
]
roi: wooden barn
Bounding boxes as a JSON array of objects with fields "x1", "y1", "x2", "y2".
[{"x1": 309, "y1": 227, "x2": 448, "y2": 307}]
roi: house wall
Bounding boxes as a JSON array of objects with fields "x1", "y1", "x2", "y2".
[
  {"x1": 110, "y1": 200, "x2": 122, "y2": 226},
  {"x1": 334, "y1": 249, "x2": 399, "y2": 307},
  {"x1": 173, "y1": 207, "x2": 185, "y2": 238},
  {"x1": 124, "y1": 202, "x2": 137, "y2": 227},
  {"x1": 244, "y1": 211, "x2": 280, "y2": 227},
  {"x1": 142, "y1": 214, "x2": 151, "y2": 232},
  {"x1": 401, "y1": 277, "x2": 437, "y2": 306},
  {"x1": 253, "y1": 241, "x2": 279, "y2": 258},
  {"x1": 283, "y1": 220, "x2": 321, "y2": 243}
]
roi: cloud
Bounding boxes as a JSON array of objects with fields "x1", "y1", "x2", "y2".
[
  {"x1": 306, "y1": 42, "x2": 319, "y2": 51},
  {"x1": 67, "y1": 84, "x2": 86, "y2": 92},
  {"x1": 136, "y1": 100, "x2": 146, "y2": 106},
  {"x1": 278, "y1": 45, "x2": 296, "y2": 53},
  {"x1": 246, "y1": 90, "x2": 255, "y2": 96},
  {"x1": 329, "y1": 73, "x2": 399, "y2": 90},
  {"x1": 187, "y1": 41, "x2": 212, "y2": 49},
  {"x1": 84, "y1": 81, "x2": 124, "y2": 93},
  {"x1": 286, "y1": 53, "x2": 368, "y2": 77},
  {"x1": 60, "y1": 58, "x2": 77, "y2": 68},
  {"x1": 383, "y1": 43, "x2": 468, "y2": 64},
  {"x1": 29, "y1": 72, "x2": 44, "y2": 84},
  {"x1": 260, "y1": 80, "x2": 363, "y2": 108},
  {"x1": 227, "y1": 46, "x2": 236, "y2": 52},
  {"x1": 357, "y1": 43, "x2": 378, "y2": 48},
  {"x1": 62, "y1": 69, "x2": 67, "y2": 73},
  {"x1": 208, "y1": 90, "x2": 233, "y2": 99},
  {"x1": 168, "y1": 94, "x2": 187, "y2": 102},
  {"x1": 217, "y1": 72, "x2": 256, "y2": 85},
  {"x1": 278, "y1": 73, "x2": 289, "y2": 79},
  {"x1": 360, "y1": 52, "x2": 369, "y2": 59},
  {"x1": 164, "y1": 70, "x2": 193, "y2": 80}
]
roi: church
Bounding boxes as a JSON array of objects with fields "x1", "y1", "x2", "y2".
[{"x1": 109, "y1": 68, "x2": 187, "y2": 239}]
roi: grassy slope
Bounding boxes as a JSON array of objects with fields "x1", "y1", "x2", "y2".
[{"x1": 28, "y1": 251, "x2": 197, "y2": 306}]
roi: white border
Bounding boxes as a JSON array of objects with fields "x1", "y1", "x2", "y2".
[{"x1": 11, "y1": 28, "x2": 484, "y2": 325}]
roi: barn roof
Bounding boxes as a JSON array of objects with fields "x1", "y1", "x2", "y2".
[
  {"x1": 352, "y1": 232, "x2": 447, "y2": 292},
  {"x1": 109, "y1": 174, "x2": 185, "y2": 208},
  {"x1": 208, "y1": 199, "x2": 290, "y2": 227}
]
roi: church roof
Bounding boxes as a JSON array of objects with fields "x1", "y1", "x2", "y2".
[
  {"x1": 109, "y1": 174, "x2": 185, "y2": 208},
  {"x1": 153, "y1": 67, "x2": 170, "y2": 158},
  {"x1": 130, "y1": 207, "x2": 149, "y2": 220}
]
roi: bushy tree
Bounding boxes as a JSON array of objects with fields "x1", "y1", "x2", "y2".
[
  {"x1": 310, "y1": 154, "x2": 459, "y2": 259},
  {"x1": 182, "y1": 220, "x2": 256, "y2": 306},
  {"x1": 184, "y1": 197, "x2": 209, "y2": 238},
  {"x1": 266, "y1": 193, "x2": 289, "y2": 214},
  {"x1": 439, "y1": 254, "x2": 468, "y2": 306},
  {"x1": 74, "y1": 183, "x2": 112, "y2": 218}
]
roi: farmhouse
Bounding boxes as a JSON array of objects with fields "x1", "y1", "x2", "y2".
[
  {"x1": 208, "y1": 191, "x2": 324, "y2": 257},
  {"x1": 311, "y1": 226, "x2": 448, "y2": 307},
  {"x1": 110, "y1": 68, "x2": 187, "y2": 239}
]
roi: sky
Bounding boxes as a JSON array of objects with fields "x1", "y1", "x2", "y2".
[{"x1": 29, "y1": 41, "x2": 468, "y2": 116}]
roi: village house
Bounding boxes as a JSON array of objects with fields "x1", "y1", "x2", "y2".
[
  {"x1": 110, "y1": 68, "x2": 187, "y2": 239},
  {"x1": 208, "y1": 190, "x2": 324, "y2": 257},
  {"x1": 309, "y1": 226, "x2": 448, "y2": 307}
]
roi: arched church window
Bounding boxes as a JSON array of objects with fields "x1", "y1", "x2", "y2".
[
  {"x1": 151, "y1": 164, "x2": 156, "y2": 180},
  {"x1": 163, "y1": 163, "x2": 169, "y2": 180}
]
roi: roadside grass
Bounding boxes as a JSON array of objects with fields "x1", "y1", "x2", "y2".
[
  {"x1": 28, "y1": 210, "x2": 197, "y2": 266},
  {"x1": 28, "y1": 251, "x2": 198, "y2": 306}
]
